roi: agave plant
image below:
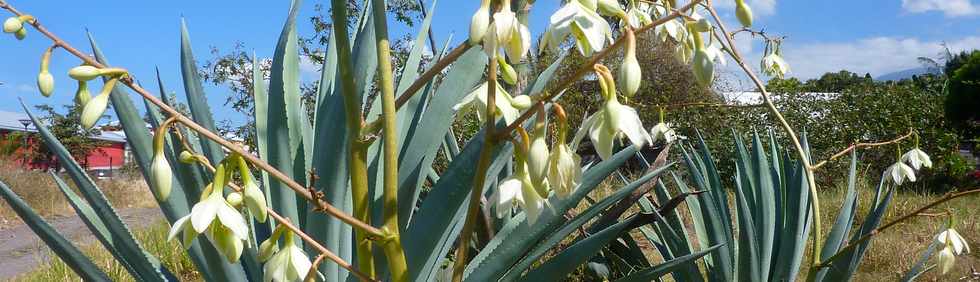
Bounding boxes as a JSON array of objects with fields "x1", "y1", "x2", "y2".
[{"x1": 1, "y1": 0, "x2": 978, "y2": 281}]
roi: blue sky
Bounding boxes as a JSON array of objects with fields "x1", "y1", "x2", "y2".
[{"x1": 1, "y1": 0, "x2": 979, "y2": 125}]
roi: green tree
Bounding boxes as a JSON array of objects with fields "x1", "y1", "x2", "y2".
[
  {"x1": 945, "y1": 51, "x2": 980, "y2": 138},
  {"x1": 30, "y1": 104, "x2": 108, "y2": 170}
]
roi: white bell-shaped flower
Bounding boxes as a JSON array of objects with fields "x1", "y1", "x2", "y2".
[
  {"x1": 935, "y1": 228, "x2": 970, "y2": 255},
  {"x1": 548, "y1": 143, "x2": 581, "y2": 198},
  {"x1": 263, "y1": 234, "x2": 313, "y2": 282},
  {"x1": 468, "y1": 0, "x2": 491, "y2": 44},
  {"x1": 453, "y1": 81, "x2": 530, "y2": 124},
  {"x1": 901, "y1": 148, "x2": 932, "y2": 170},
  {"x1": 761, "y1": 52, "x2": 790, "y2": 78},
  {"x1": 167, "y1": 180, "x2": 249, "y2": 262},
  {"x1": 649, "y1": 122, "x2": 677, "y2": 144},
  {"x1": 883, "y1": 161, "x2": 916, "y2": 185},
  {"x1": 492, "y1": 176, "x2": 524, "y2": 218},
  {"x1": 540, "y1": 0, "x2": 612, "y2": 56},
  {"x1": 573, "y1": 67, "x2": 652, "y2": 160},
  {"x1": 937, "y1": 246, "x2": 956, "y2": 275}
]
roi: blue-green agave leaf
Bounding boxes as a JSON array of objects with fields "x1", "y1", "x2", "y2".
[{"x1": 614, "y1": 244, "x2": 724, "y2": 282}]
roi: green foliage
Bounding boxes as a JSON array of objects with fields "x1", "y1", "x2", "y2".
[
  {"x1": 29, "y1": 104, "x2": 108, "y2": 170},
  {"x1": 946, "y1": 51, "x2": 980, "y2": 138}
]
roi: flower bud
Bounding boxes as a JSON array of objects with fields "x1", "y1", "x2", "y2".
[
  {"x1": 14, "y1": 27, "x2": 26, "y2": 40},
  {"x1": 618, "y1": 29, "x2": 641, "y2": 97},
  {"x1": 510, "y1": 95, "x2": 532, "y2": 110},
  {"x1": 468, "y1": 0, "x2": 491, "y2": 45},
  {"x1": 37, "y1": 46, "x2": 55, "y2": 97},
  {"x1": 527, "y1": 122, "x2": 550, "y2": 190},
  {"x1": 69, "y1": 66, "x2": 104, "y2": 81},
  {"x1": 80, "y1": 92, "x2": 110, "y2": 130},
  {"x1": 226, "y1": 192, "x2": 243, "y2": 208},
  {"x1": 74, "y1": 81, "x2": 91, "y2": 107},
  {"x1": 498, "y1": 56, "x2": 518, "y2": 85},
  {"x1": 257, "y1": 236, "x2": 280, "y2": 262},
  {"x1": 692, "y1": 48, "x2": 714, "y2": 87},
  {"x1": 37, "y1": 72, "x2": 54, "y2": 97},
  {"x1": 597, "y1": 0, "x2": 626, "y2": 17},
  {"x1": 150, "y1": 152, "x2": 173, "y2": 201},
  {"x1": 179, "y1": 150, "x2": 196, "y2": 164},
  {"x1": 2, "y1": 17, "x2": 21, "y2": 33},
  {"x1": 694, "y1": 18, "x2": 712, "y2": 32},
  {"x1": 736, "y1": 0, "x2": 754, "y2": 28},
  {"x1": 242, "y1": 180, "x2": 267, "y2": 222}
]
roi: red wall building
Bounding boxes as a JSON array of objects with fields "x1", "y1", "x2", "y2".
[{"x1": 0, "y1": 110, "x2": 129, "y2": 176}]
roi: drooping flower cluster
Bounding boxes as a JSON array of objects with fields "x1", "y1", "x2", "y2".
[
  {"x1": 935, "y1": 226, "x2": 970, "y2": 275},
  {"x1": 258, "y1": 224, "x2": 313, "y2": 282},
  {"x1": 884, "y1": 142, "x2": 932, "y2": 185},
  {"x1": 761, "y1": 39, "x2": 790, "y2": 78},
  {"x1": 2, "y1": 15, "x2": 32, "y2": 40},
  {"x1": 168, "y1": 154, "x2": 269, "y2": 263}
]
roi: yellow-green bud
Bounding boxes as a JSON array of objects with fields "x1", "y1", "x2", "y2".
[
  {"x1": 242, "y1": 179, "x2": 267, "y2": 222},
  {"x1": 510, "y1": 95, "x2": 532, "y2": 110},
  {"x1": 80, "y1": 92, "x2": 110, "y2": 130},
  {"x1": 69, "y1": 66, "x2": 104, "y2": 81},
  {"x1": 14, "y1": 27, "x2": 26, "y2": 40},
  {"x1": 179, "y1": 150, "x2": 196, "y2": 164},
  {"x1": 736, "y1": 0, "x2": 754, "y2": 28},
  {"x1": 498, "y1": 56, "x2": 518, "y2": 85},
  {"x1": 527, "y1": 117, "x2": 550, "y2": 190},
  {"x1": 468, "y1": 0, "x2": 491, "y2": 45},
  {"x1": 226, "y1": 192, "x2": 243, "y2": 208},
  {"x1": 37, "y1": 72, "x2": 54, "y2": 97},
  {"x1": 618, "y1": 29, "x2": 641, "y2": 97},
  {"x1": 37, "y1": 46, "x2": 55, "y2": 97},
  {"x1": 150, "y1": 152, "x2": 173, "y2": 201},
  {"x1": 3, "y1": 17, "x2": 22, "y2": 33},
  {"x1": 597, "y1": 0, "x2": 626, "y2": 18},
  {"x1": 694, "y1": 18, "x2": 712, "y2": 32},
  {"x1": 692, "y1": 48, "x2": 715, "y2": 87},
  {"x1": 74, "y1": 81, "x2": 91, "y2": 107},
  {"x1": 257, "y1": 236, "x2": 280, "y2": 262}
]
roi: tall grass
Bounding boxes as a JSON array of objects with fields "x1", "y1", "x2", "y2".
[
  {"x1": 11, "y1": 221, "x2": 202, "y2": 281},
  {"x1": 0, "y1": 158, "x2": 155, "y2": 227}
]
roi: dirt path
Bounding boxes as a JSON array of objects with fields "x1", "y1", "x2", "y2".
[{"x1": 0, "y1": 207, "x2": 164, "y2": 280}]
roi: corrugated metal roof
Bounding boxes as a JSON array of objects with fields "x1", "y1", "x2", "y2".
[{"x1": 0, "y1": 110, "x2": 127, "y2": 143}]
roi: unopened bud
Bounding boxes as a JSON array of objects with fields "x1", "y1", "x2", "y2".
[
  {"x1": 618, "y1": 29, "x2": 641, "y2": 97},
  {"x1": 242, "y1": 179, "x2": 268, "y2": 222},
  {"x1": 37, "y1": 46, "x2": 55, "y2": 97},
  {"x1": 179, "y1": 150, "x2": 196, "y2": 164},
  {"x1": 37, "y1": 71, "x2": 54, "y2": 97},
  {"x1": 597, "y1": 0, "x2": 626, "y2": 18},
  {"x1": 694, "y1": 18, "x2": 712, "y2": 32},
  {"x1": 226, "y1": 192, "x2": 243, "y2": 208},
  {"x1": 14, "y1": 27, "x2": 26, "y2": 40},
  {"x1": 2, "y1": 17, "x2": 21, "y2": 33},
  {"x1": 498, "y1": 56, "x2": 518, "y2": 85},
  {"x1": 736, "y1": 0, "x2": 754, "y2": 28},
  {"x1": 510, "y1": 95, "x2": 532, "y2": 110},
  {"x1": 150, "y1": 151, "x2": 173, "y2": 201},
  {"x1": 468, "y1": 0, "x2": 491, "y2": 45},
  {"x1": 257, "y1": 236, "x2": 280, "y2": 262},
  {"x1": 69, "y1": 66, "x2": 103, "y2": 81},
  {"x1": 80, "y1": 92, "x2": 110, "y2": 130},
  {"x1": 693, "y1": 48, "x2": 715, "y2": 87},
  {"x1": 74, "y1": 81, "x2": 91, "y2": 107}
]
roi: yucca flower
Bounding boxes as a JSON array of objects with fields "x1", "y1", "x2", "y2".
[
  {"x1": 901, "y1": 148, "x2": 932, "y2": 170},
  {"x1": 492, "y1": 176, "x2": 525, "y2": 218},
  {"x1": 168, "y1": 182, "x2": 249, "y2": 262},
  {"x1": 37, "y1": 46, "x2": 55, "y2": 97},
  {"x1": 935, "y1": 228, "x2": 970, "y2": 255},
  {"x1": 649, "y1": 122, "x2": 677, "y2": 144},
  {"x1": 883, "y1": 161, "x2": 916, "y2": 185},
  {"x1": 80, "y1": 77, "x2": 118, "y2": 130},
  {"x1": 234, "y1": 155, "x2": 268, "y2": 222},
  {"x1": 761, "y1": 52, "x2": 790, "y2": 78},
  {"x1": 526, "y1": 111, "x2": 551, "y2": 190},
  {"x1": 540, "y1": 0, "x2": 612, "y2": 56},
  {"x1": 549, "y1": 105, "x2": 582, "y2": 198},
  {"x1": 453, "y1": 81, "x2": 531, "y2": 124},
  {"x1": 486, "y1": 0, "x2": 531, "y2": 62},
  {"x1": 574, "y1": 66, "x2": 652, "y2": 160},
  {"x1": 3, "y1": 17, "x2": 23, "y2": 33},
  {"x1": 494, "y1": 129, "x2": 550, "y2": 224},
  {"x1": 935, "y1": 228, "x2": 970, "y2": 275},
  {"x1": 624, "y1": 5, "x2": 652, "y2": 29},
  {"x1": 263, "y1": 233, "x2": 312, "y2": 282},
  {"x1": 692, "y1": 46, "x2": 715, "y2": 87},
  {"x1": 596, "y1": 0, "x2": 626, "y2": 18}
]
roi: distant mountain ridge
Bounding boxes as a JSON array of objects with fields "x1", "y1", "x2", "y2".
[{"x1": 875, "y1": 67, "x2": 940, "y2": 81}]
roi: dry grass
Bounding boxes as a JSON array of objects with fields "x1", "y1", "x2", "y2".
[
  {"x1": 11, "y1": 221, "x2": 202, "y2": 282},
  {"x1": 0, "y1": 160, "x2": 156, "y2": 228}
]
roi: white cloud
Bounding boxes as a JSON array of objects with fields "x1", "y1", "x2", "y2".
[
  {"x1": 715, "y1": 0, "x2": 777, "y2": 16},
  {"x1": 742, "y1": 36, "x2": 980, "y2": 80},
  {"x1": 902, "y1": 0, "x2": 979, "y2": 17}
]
